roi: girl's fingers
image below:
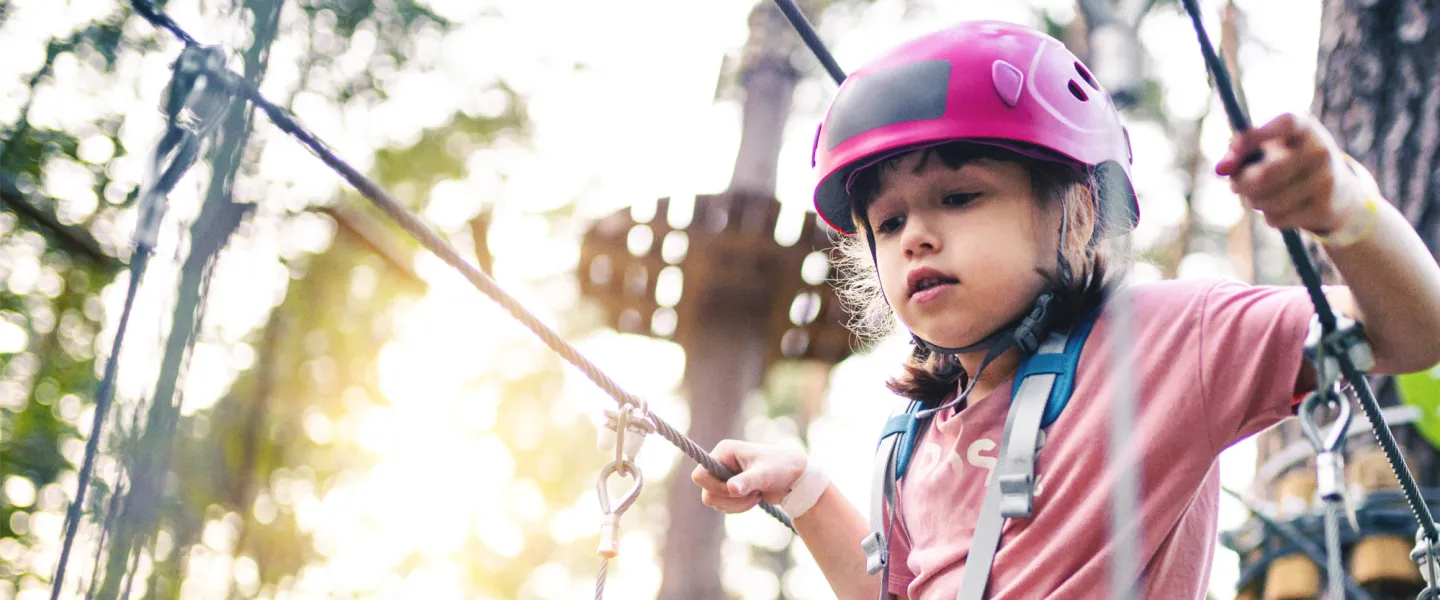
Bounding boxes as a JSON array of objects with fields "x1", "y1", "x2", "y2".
[
  {"x1": 1216, "y1": 114, "x2": 1314, "y2": 177},
  {"x1": 1255, "y1": 173, "x2": 1334, "y2": 230},
  {"x1": 1252, "y1": 113, "x2": 1307, "y2": 146},
  {"x1": 700, "y1": 488, "x2": 762, "y2": 513},
  {"x1": 1238, "y1": 158, "x2": 1325, "y2": 213},
  {"x1": 691, "y1": 464, "x2": 735, "y2": 497}
]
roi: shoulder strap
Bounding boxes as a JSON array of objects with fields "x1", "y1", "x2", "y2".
[
  {"x1": 957, "y1": 310, "x2": 1099, "y2": 599},
  {"x1": 862, "y1": 402, "x2": 926, "y2": 580}
]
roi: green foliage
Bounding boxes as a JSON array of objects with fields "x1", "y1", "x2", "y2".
[
  {"x1": 0, "y1": 0, "x2": 546, "y2": 597},
  {"x1": 1399, "y1": 365, "x2": 1440, "y2": 449}
]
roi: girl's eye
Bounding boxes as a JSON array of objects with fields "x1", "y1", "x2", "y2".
[
  {"x1": 875, "y1": 214, "x2": 905, "y2": 235},
  {"x1": 943, "y1": 192, "x2": 980, "y2": 206}
]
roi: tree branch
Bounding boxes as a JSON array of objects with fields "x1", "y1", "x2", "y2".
[
  {"x1": 314, "y1": 203, "x2": 426, "y2": 289},
  {"x1": 0, "y1": 178, "x2": 118, "y2": 268}
]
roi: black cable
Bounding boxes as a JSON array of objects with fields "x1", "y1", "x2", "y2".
[
  {"x1": 771, "y1": 0, "x2": 846, "y2": 85},
  {"x1": 130, "y1": 0, "x2": 198, "y2": 46},
  {"x1": 51, "y1": 42, "x2": 213, "y2": 597}
]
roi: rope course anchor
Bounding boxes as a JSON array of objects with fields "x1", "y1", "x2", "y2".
[{"x1": 1297, "y1": 376, "x2": 1355, "y2": 600}]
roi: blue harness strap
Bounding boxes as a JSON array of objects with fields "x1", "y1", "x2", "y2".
[{"x1": 1015, "y1": 307, "x2": 1099, "y2": 430}]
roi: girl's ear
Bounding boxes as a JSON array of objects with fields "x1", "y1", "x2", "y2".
[
  {"x1": 1058, "y1": 184, "x2": 1099, "y2": 277},
  {"x1": 1069, "y1": 185, "x2": 1099, "y2": 247}
]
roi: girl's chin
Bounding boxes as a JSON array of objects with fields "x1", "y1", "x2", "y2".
[{"x1": 906, "y1": 327, "x2": 992, "y2": 350}]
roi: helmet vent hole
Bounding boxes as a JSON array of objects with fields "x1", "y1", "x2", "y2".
[
  {"x1": 1074, "y1": 62, "x2": 1099, "y2": 90},
  {"x1": 1067, "y1": 80, "x2": 1089, "y2": 102}
]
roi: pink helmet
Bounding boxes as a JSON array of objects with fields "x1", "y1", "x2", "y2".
[{"x1": 811, "y1": 21, "x2": 1138, "y2": 236}]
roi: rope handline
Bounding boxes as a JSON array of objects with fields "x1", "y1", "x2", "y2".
[
  {"x1": 115, "y1": 0, "x2": 796, "y2": 552},
  {"x1": 1178, "y1": 0, "x2": 1438, "y2": 548}
]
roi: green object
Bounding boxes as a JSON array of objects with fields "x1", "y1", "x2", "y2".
[{"x1": 1398, "y1": 363, "x2": 1440, "y2": 448}]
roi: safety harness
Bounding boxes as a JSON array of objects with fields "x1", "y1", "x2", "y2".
[{"x1": 864, "y1": 303, "x2": 1100, "y2": 600}]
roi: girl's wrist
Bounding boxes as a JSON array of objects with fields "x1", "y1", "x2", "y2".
[
  {"x1": 781, "y1": 458, "x2": 830, "y2": 519},
  {"x1": 1315, "y1": 154, "x2": 1381, "y2": 248}
]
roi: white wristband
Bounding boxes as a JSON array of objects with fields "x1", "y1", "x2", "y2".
[
  {"x1": 1317, "y1": 154, "x2": 1382, "y2": 248},
  {"x1": 780, "y1": 459, "x2": 829, "y2": 518}
]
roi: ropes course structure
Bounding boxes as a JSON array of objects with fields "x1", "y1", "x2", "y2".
[{"x1": 35, "y1": 0, "x2": 1440, "y2": 598}]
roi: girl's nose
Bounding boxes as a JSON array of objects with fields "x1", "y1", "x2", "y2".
[{"x1": 902, "y1": 216, "x2": 942, "y2": 258}]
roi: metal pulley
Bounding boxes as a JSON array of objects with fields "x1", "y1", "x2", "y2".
[{"x1": 597, "y1": 404, "x2": 654, "y2": 465}]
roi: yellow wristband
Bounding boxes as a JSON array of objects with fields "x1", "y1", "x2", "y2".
[{"x1": 1316, "y1": 154, "x2": 1382, "y2": 248}]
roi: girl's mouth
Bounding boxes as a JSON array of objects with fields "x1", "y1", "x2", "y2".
[
  {"x1": 906, "y1": 267, "x2": 959, "y2": 301},
  {"x1": 910, "y1": 281, "x2": 955, "y2": 305}
]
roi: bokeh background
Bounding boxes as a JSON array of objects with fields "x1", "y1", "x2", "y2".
[{"x1": 2, "y1": 0, "x2": 1439, "y2": 599}]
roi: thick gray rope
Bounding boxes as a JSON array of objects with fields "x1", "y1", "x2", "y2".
[
  {"x1": 170, "y1": 42, "x2": 797, "y2": 533},
  {"x1": 596, "y1": 557, "x2": 608, "y2": 600},
  {"x1": 1323, "y1": 502, "x2": 1343, "y2": 600}
]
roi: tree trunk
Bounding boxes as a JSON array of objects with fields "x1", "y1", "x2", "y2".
[
  {"x1": 660, "y1": 306, "x2": 768, "y2": 600},
  {"x1": 657, "y1": 2, "x2": 808, "y2": 598},
  {"x1": 1247, "y1": 1, "x2": 1440, "y2": 598}
]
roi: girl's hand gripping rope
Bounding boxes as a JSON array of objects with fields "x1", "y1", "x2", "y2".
[
  {"x1": 1215, "y1": 113, "x2": 1379, "y2": 247},
  {"x1": 692, "y1": 441, "x2": 828, "y2": 519}
]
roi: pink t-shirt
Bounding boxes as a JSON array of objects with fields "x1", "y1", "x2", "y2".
[{"x1": 886, "y1": 278, "x2": 1315, "y2": 599}]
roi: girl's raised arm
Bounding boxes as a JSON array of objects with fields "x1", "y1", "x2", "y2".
[{"x1": 1217, "y1": 113, "x2": 1440, "y2": 377}]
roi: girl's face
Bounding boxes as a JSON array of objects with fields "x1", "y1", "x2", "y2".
[{"x1": 864, "y1": 152, "x2": 1062, "y2": 349}]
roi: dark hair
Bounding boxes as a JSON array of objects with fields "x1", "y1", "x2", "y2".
[{"x1": 833, "y1": 142, "x2": 1125, "y2": 406}]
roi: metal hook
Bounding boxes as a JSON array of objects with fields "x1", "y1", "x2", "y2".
[
  {"x1": 597, "y1": 459, "x2": 644, "y2": 517},
  {"x1": 168, "y1": 45, "x2": 230, "y2": 129},
  {"x1": 1299, "y1": 386, "x2": 1351, "y2": 455}
]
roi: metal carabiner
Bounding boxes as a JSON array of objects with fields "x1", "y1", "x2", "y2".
[
  {"x1": 597, "y1": 459, "x2": 644, "y2": 517},
  {"x1": 1299, "y1": 385, "x2": 1351, "y2": 456},
  {"x1": 596, "y1": 459, "x2": 643, "y2": 559}
]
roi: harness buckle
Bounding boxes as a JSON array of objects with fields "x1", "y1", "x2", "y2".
[
  {"x1": 997, "y1": 472, "x2": 1035, "y2": 518},
  {"x1": 861, "y1": 531, "x2": 888, "y2": 575}
]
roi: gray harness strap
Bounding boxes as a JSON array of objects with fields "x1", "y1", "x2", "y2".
[
  {"x1": 862, "y1": 328, "x2": 1071, "y2": 600},
  {"x1": 955, "y1": 331, "x2": 1067, "y2": 599}
]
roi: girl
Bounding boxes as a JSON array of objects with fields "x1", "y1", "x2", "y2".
[{"x1": 689, "y1": 20, "x2": 1440, "y2": 600}]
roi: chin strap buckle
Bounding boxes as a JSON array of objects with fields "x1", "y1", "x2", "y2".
[{"x1": 1014, "y1": 292, "x2": 1058, "y2": 354}]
